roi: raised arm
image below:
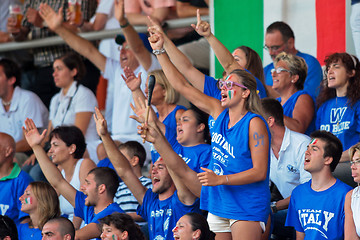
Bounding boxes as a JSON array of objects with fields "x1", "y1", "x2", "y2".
[
  {"x1": 176, "y1": 2, "x2": 208, "y2": 18},
  {"x1": 115, "y1": 0, "x2": 152, "y2": 70},
  {"x1": 284, "y1": 94, "x2": 314, "y2": 133},
  {"x1": 149, "y1": 18, "x2": 205, "y2": 91},
  {"x1": 148, "y1": 27, "x2": 223, "y2": 119},
  {"x1": 39, "y1": 3, "x2": 106, "y2": 72},
  {"x1": 22, "y1": 118, "x2": 77, "y2": 207},
  {"x1": 140, "y1": 120, "x2": 199, "y2": 203},
  {"x1": 93, "y1": 108, "x2": 147, "y2": 204},
  {"x1": 191, "y1": 10, "x2": 243, "y2": 74},
  {"x1": 198, "y1": 117, "x2": 269, "y2": 186}
]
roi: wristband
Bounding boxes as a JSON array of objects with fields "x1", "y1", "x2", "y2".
[
  {"x1": 152, "y1": 48, "x2": 166, "y2": 55},
  {"x1": 120, "y1": 19, "x2": 130, "y2": 28},
  {"x1": 271, "y1": 201, "x2": 278, "y2": 213}
]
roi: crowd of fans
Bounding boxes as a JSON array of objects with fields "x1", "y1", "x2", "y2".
[{"x1": 0, "y1": 0, "x2": 359, "y2": 240}]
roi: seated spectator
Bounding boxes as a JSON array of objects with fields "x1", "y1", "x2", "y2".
[
  {"x1": 41, "y1": 217, "x2": 75, "y2": 240},
  {"x1": 48, "y1": 126, "x2": 96, "y2": 228},
  {"x1": 272, "y1": 52, "x2": 315, "y2": 135},
  {"x1": 173, "y1": 213, "x2": 215, "y2": 240},
  {"x1": 316, "y1": 52, "x2": 360, "y2": 162},
  {"x1": 0, "y1": 215, "x2": 18, "y2": 240},
  {"x1": 23, "y1": 118, "x2": 124, "y2": 239},
  {"x1": 0, "y1": 59, "x2": 48, "y2": 159},
  {"x1": 285, "y1": 130, "x2": 352, "y2": 239},
  {"x1": 99, "y1": 213, "x2": 145, "y2": 240},
  {"x1": 263, "y1": 21, "x2": 323, "y2": 98},
  {"x1": 39, "y1": 2, "x2": 161, "y2": 160},
  {"x1": 93, "y1": 108, "x2": 201, "y2": 240},
  {"x1": 18, "y1": 182, "x2": 60, "y2": 239},
  {"x1": 0, "y1": 133, "x2": 32, "y2": 225},
  {"x1": 261, "y1": 98, "x2": 311, "y2": 239},
  {"x1": 344, "y1": 143, "x2": 360, "y2": 239}
]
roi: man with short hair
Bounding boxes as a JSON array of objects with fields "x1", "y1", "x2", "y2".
[
  {"x1": 261, "y1": 98, "x2": 311, "y2": 239},
  {"x1": 42, "y1": 217, "x2": 75, "y2": 240},
  {"x1": 23, "y1": 119, "x2": 124, "y2": 240},
  {"x1": 0, "y1": 59, "x2": 48, "y2": 155},
  {"x1": 263, "y1": 21, "x2": 322, "y2": 98},
  {"x1": 0, "y1": 133, "x2": 32, "y2": 225},
  {"x1": 285, "y1": 130, "x2": 352, "y2": 240},
  {"x1": 0, "y1": 215, "x2": 18, "y2": 240},
  {"x1": 94, "y1": 108, "x2": 200, "y2": 240}
]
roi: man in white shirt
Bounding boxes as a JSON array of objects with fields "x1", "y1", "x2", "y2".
[{"x1": 261, "y1": 98, "x2": 311, "y2": 239}]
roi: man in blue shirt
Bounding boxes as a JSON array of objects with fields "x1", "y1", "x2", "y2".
[
  {"x1": 94, "y1": 108, "x2": 200, "y2": 240},
  {"x1": 0, "y1": 133, "x2": 32, "y2": 225},
  {"x1": 285, "y1": 130, "x2": 352, "y2": 239},
  {"x1": 22, "y1": 119, "x2": 124, "y2": 240},
  {"x1": 263, "y1": 21, "x2": 323, "y2": 98}
]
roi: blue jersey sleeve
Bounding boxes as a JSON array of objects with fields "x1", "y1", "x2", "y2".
[{"x1": 204, "y1": 75, "x2": 221, "y2": 100}]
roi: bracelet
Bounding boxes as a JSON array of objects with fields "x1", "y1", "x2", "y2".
[
  {"x1": 152, "y1": 48, "x2": 166, "y2": 55},
  {"x1": 120, "y1": 19, "x2": 130, "y2": 28},
  {"x1": 271, "y1": 201, "x2": 278, "y2": 213}
]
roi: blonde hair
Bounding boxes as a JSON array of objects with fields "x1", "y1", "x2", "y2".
[
  {"x1": 273, "y1": 52, "x2": 308, "y2": 90},
  {"x1": 148, "y1": 70, "x2": 179, "y2": 104},
  {"x1": 229, "y1": 69, "x2": 264, "y2": 116},
  {"x1": 349, "y1": 143, "x2": 360, "y2": 161},
  {"x1": 30, "y1": 182, "x2": 60, "y2": 230}
]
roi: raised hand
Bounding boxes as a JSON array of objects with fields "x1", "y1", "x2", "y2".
[
  {"x1": 22, "y1": 118, "x2": 47, "y2": 148},
  {"x1": 7, "y1": 17, "x2": 20, "y2": 34},
  {"x1": 138, "y1": 121, "x2": 160, "y2": 144},
  {"x1": 122, "y1": 67, "x2": 141, "y2": 91},
  {"x1": 114, "y1": 0, "x2": 126, "y2": 23},
  {"x1": 39, "y1": 3, "x2": 63, "y2": 31},
  {"x1": 129, "y1": 97, "x2": 148, "y2": 124},
  {"x1": 191, "y1": 9, "x2": 211, "y2": 38},
  {"x1": 147, "y1": 16, "x2": 164, "y2": 35},
  {"x1": 93, "y1": 107, "x2": 109, "y2": 137},
  {"x1": 26, "y1": 8, "x2": 44, "y2": 28},
  {"x1": 197, "y1": 167, "x2": 223, "y2": 186}
]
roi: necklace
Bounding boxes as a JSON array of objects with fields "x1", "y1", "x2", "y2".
[{"x1": 1, "y1": 99, "x2": 11, "y2": 106}]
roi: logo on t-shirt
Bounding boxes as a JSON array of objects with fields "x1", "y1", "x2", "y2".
[{"x1": 298, "y1": 209, "x2": 335, "y2": 238}]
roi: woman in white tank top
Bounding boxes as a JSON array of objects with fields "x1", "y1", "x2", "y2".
[
  {"x1": 48, "y1": 126, "x2": 96, "y2": 229},
  {"x1": 345, "y1": 143, "x2": 360, "y2": 239}
]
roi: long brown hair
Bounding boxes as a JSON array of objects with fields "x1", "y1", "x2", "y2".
[{"x1": 317, "y1": 52, "x2": 360, "y2": 107}]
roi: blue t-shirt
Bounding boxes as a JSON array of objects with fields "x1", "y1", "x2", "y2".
[
  {"x1": 277, "y1": 90, "x2": 315, "y2": 135},
  {"x1": 137, "y1": 189, "x2": 201, "y2": 240},
  {"x1": 264, "y1": 51, "x2": 323, "y2": 98},
  {"x1": 165, "y1": 126, "x2": 211, "y2": 173},
  {"x1": 97, "y1": 158, "x2": 122, "y2": 182},
  {"x1": 203, "y1": 74, "x2": 267, "y2": 100},
  {"x1": 0, "y1": 165, "x2": 32, "y2": 225},
  {"x1": 74, "y1": 191, "x2": 124, "y2": 239},
  {"x1": 316, "y1": 97, "x2": 360, "y2": 151},
  {"x1": 286, "y1": 179, "x2": 352, "y2": 240},
  {"x1": 201, "y1": 110, "x2": 271, "y2": 222},
  {"x1": 151, "y1": 105, "x2": 187, "y2": 163},
  {"x1": 17, "y1": 223, "x2": 42, "y2": 240}
]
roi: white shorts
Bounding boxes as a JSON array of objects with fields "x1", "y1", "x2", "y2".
[{"x1": 207, "y1": 212, "x2": 266, "y2": 233}]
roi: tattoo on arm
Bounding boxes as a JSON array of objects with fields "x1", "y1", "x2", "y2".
[{"x1": 253, "y1": 132, "x2": 264, "y2": 147}]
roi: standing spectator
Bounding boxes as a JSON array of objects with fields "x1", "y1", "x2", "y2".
[
  {"x1": 351, "y1": 0, "x2": 360, "y2": 59},
  {"x1": 0, "y1": 59, "x2": 48, "y2": 157},
  {"x1": 6, "y1": 0, "x2": 98, "y2": 107},
  {"x1": 0, "y1": 133, "x2": 32, "y2": 225},
  {"x1": 316, "y1": 52, "x2": 360, "y2": 161},
  {"x1": 285, "y1": 131, "x2": 352, "y2": 239},
  {"x1": 264, "y1": 21, "x2": 322, "y2": 98}
]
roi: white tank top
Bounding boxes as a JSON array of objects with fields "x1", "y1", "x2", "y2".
[
  {"x1": 351, "y1": 186, "x2": 360, "y2": 237},
  {"x1": 59, "y1": 158, "x2": 83, "y2": 220}
]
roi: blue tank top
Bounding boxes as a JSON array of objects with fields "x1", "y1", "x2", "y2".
[{"x1": 201, "y1": 109, "x2": 271, "y2": 222}]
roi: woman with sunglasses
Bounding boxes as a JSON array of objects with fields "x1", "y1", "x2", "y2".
[
  {"x1": 17, "y1": 182, "x2": 60, "y2": 240},
  {"x1": 147, "y1": 17, "x2": 270, "y2": 240},
  {"x1": 316, "y1": 52, "x2": 360, "y2": 157},
  {"x1": 344, "y1": 143, "x2": 360, "y2": 240},
  {"x1": 271, "y1": 52, "x2": 315, "y2": 135}
]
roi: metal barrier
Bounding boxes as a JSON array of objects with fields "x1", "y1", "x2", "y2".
[{"x1": 0, "y1": 16, "x2": 209, "y2": 52}]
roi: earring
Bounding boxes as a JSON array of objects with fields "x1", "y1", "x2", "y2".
[{"x1": 291, "y1": 80, "x2": 295, "y2": 83}]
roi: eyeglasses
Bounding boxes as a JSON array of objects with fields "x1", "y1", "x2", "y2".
[
  {"x1": 271, "y1": 67, "x2": 292, "y2": 75},
  {"x1": 217, "y1": 80, "x2": 248, "y2": 90},
  {"x1": 117, "y1": 45, "x2": 130, "y2": 51},
  {"x1": 350, "y1": 159, "x2": 360, "y2": 167},
  {"x1": 263, "y1": 44, "x2": 284, "y2": 52}
]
